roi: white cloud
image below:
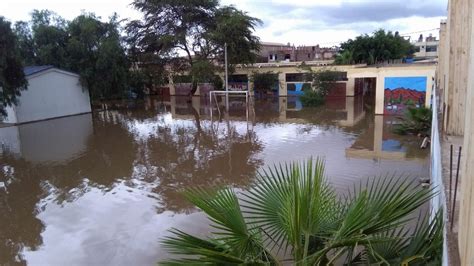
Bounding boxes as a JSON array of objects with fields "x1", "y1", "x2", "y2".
[{"x1": 0, "y1": 0, "x2": 447, "y2": 46}]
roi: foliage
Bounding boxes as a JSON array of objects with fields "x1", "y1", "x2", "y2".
[
  {"x1": 250, "y1": 71, "x2": 279, "y2": 92},
  {"x1": 299, "y1": 90, "x2": 325, "y2": 107},
  {"x1": 161, "y1": 159, "x2": 442, "y2": 265},
  {"x1": 298, "y1": 65, "x2": 343, "y2": 107},
  {"x1": 394, "y1": 107, "x2": 432, "y2": 135},
  {"x1": 127, "y1": 0, "x2": 261, "y2": 95},
  {"x1": 13, "y1": 10, "x2": 130, "y2": 100},
  {"x1": 0, "y1": 17, "x2": 27, "y2": 116},
  {"x1": 335, "y1": 29, "x2": 415, "y2": 65}
]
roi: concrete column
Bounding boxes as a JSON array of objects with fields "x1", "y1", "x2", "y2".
[
  {"x1": 345, "y1": 97, "x2": 354, "y2": 124},
  {"x1": 247, "y1": 74, "x2": 254, "y2": 97},
  {"x1": 346, "y1": 78, "x2": 356, "y2": 97},
  {"x1": 192, "y1": 96, "x2": 201, "y2": 115},
  {"x1": 170, "y1": 96, "x2": 176, "y2": 117},
  {"x1": 446, "y1": 0, "x2": 471, "y2": 135},
  {"x1": 278, "y1": 72, "x2": 287, "y2": 96},
  {"x1": 459, "y1": 0, "x2": 474, "y2": 263},
  {"x1": 373, "y1": 115, "x2": 383, "y2": 154},
  {"x1": 168, "y1": 74, "x2": 176, "y2": 96},
  {"x1": 374, "y1": 74, "x2": 385, "y2": 115},
  {"x1": 279, "y1": 97, "x2": 287, "y2": 120}
]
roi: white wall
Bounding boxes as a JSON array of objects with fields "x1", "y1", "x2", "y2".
[
  {"x1": 0, "y1": 125, "x2": 21, "y2": 155},
  {"x1": 3, "y1": 105, "x2": 17, "y2": 123},
  {"x1": 14, "y1": 69, "x2": 91, "y2": 123},
  {"x1": 18, "y1": 113, "x2": 93, "y2": 163}
]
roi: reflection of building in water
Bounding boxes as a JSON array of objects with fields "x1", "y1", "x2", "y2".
[
  {"x1": 163, "y1": 95, "x2": 367, "y2": 128},
  {"x1": 279, "y1": 96, "x2": 366, "y2": 127},
  {"x1": 0, "y1": 114, "x2": 93, "y2": 163},
  {"x1": 346, "y1": 116, "x2": 427, "y2": 161}
]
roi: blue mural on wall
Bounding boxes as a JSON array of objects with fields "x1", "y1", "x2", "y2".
[
  {"x1": 287, "y1": 83, "x2": 311, "y2": 96},
  {"x1": 384, "y1": 76, "x2": 427, "y2": 115}
]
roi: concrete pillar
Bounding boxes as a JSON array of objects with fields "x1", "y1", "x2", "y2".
[
  {"x1": 278, "y1": 72, "x2": 287, "y2": 96},
  {"x1": 445, "y1": 0, "x2": 471, "y2": 135},
  {"x1": 373, "y1": 115, "x2": 383, "y2": 154},
  {"x1": 459, "y1": 0, "x2": 474, "y2": 263},
  {"x1": 247, "y1": 74, "x2": 254, "y2": 97},
  {"x1": 374, "y1": 74, "x2": 385, "y2": 115},
  {"x1": 168, "y1": 74, "x2": 176, "y2": 95},
  {"x1": 279, "y1": 97, "x2": 287, "y2": 120},
  {"x1": 345, "y1": 97, "x2": 354, "y2": 123},
  {"x1": 170, "y1": 96, "x2": 176, "y2": 117},
  {"x1": 346, "y1": 78, "x2": 356, "y2": 97},
  {"x1": 192, "y1": 96, "x2": 201, "y2": 115}
]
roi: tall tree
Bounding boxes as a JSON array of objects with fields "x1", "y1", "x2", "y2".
[
  {"x1": 336, "y1": 29, "x2": 415, "y2": 65},
  {"x1": 127, "y1": 0, "x2": 261, "y2": 95},
  {"x1": 13, "y1": 21, "x2": 36, "y2": 65},
  {"x1": 0, "y1": 17, "x2": 27, "y2": 116},
  {"x1": 13, "y1": 10, "x2": 131, "y2": 100},
  {"x1": 30, "y1": 10, "x2": 69, "y2": 68},
  {"x1": 67, "y1": 13, "x2": 129, "y2": 99}
]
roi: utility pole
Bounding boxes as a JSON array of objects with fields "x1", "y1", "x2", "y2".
[{"x1": 225, "y1": 42, "x2": 229, "y2": 111}]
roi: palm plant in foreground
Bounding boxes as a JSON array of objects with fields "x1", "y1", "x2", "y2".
[{"x1": 161, "y1": 159, "x2": 442, "y2": 265}]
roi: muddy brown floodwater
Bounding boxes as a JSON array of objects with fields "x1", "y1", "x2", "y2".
[{"x1": 0, "y1": 96, "x2": 429, "y2": 266}]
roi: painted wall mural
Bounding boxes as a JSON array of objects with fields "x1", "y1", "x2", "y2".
[{"x1": 384, "y1": 76, "x2": 427, "y2": 115}]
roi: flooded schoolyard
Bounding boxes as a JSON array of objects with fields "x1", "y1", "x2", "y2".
[{"x1": 0, "y1": 96, "x2": 429, "y2": 265}]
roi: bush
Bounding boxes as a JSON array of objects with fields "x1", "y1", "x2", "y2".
[
  {"x1": 394, "y1": 107, "x2": 432, "y2": 135},
  {"x1": 300, "y1": 89, "x2": 325, "y2": 107}
]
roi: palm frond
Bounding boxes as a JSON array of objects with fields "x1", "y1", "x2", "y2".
[
  {"x1": 166, "y1": 187, "x2": 276, "y2": 263},
  {"x1": 309, "y1": 175, "x2": 435, "y2": 263},
  {"x1": 241, "y1": 158, "x2": 340, "y2": 259},
  {"x1": 161, "y1": 228, "x2": 245, "y2": 265}
]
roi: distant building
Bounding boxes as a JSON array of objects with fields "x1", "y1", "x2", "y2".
[
  {"x1": 257, "y1": 42, "x2": 337, "y2": 63},
  {"x1": 413, "y1": 34, "x2": 439, "y2": 59},
  {"x1": 2, "y1": 66, "x2": 92, "y2": 124}
]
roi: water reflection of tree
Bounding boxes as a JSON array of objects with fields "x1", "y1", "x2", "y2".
[
  {"x1": 0, "y1": 156, "x2": 46, "y2": 265},
  {"x1": 0, "y1": 102, "x2": 258, "y2": 264},
  {"x1": 0, "y1": 112, "x2": 138, "y2": 265},
  {"x1": 138, "y1": 105, "x2": 263, "y2": 212}
]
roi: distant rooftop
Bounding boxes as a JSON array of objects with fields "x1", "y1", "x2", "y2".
[
  {"x1": 260, "y1": 41, "x2": 287, "y2": 46},
  {"x1": 24, "y1": 65, "x2": 54, "y2": 76}
]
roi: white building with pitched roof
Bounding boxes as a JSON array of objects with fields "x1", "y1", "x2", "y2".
[{"x1": 2, "y1": 66, "x2": 91, "y2": 124}]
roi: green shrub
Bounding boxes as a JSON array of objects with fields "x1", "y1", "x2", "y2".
[
  {"x1": 300, "y1": 89, "x2": 325, "y2": 107},
  {"x1": 394, "y1": 107, "x2": 432, "y2": 135}
]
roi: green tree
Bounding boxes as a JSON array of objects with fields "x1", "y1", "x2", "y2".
[
  {"x1": 250, "y1": 71, "x2": 278, "y2": 92},
  {"x1": 336, "y1": 29, "x2": 415, "y2": 65},
  {"x1": 0, "y1": 17, "x2": 27, "y2": 116},
  {"x1": 67, "y1": 13, "x2": 130, "y2": 99},
  {"x1": 161, "y1": 159, "x2": 442, "y2": 265},
  {"x1": 127, "y1": 0, "x2": 261, "y2": 95},
  {"x1": 299, "y1": 65, "x2": 343, "y2": 106},
  {"x1": 13, "y1": 21, "x2": 36, "y2": 65},
  {"x1": 30, "y1": 10, "x2": 69, "y2": 68},
  {"x1": 14, "y1": 10, "x2": 131, "y2": 100}
]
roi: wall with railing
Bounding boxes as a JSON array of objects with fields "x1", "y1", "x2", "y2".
[{"x1": 430, "y1": 85, "x2": 449, "y2": 266}]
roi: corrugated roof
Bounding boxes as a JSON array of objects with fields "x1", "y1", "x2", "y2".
[{"x1": 23, "y1": 65, "x2": 54, "y2": 76}]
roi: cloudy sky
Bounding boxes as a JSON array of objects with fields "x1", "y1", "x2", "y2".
[{"x1": 1, "y1": 0, "x2": 448, "y2": 46}]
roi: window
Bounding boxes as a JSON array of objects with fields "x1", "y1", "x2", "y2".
[
  {"x1": 286, "y1": 73, "x2": 305, "y2": 82},
  {"x1": 415, "y1": 46, "x2": 421, "y2": 52},
  {"x1": 308, "y1": 53, "x2": 310, "y2": 58},
  {"x1": 426, "y1": 45, "x2": 438, "y2": 52},
  {"x1": 285, "y1": 54, "x2": 291, "y2": 60}
]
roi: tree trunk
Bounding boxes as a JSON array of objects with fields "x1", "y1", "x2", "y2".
[{"x1": 189, "y1": 77, "x2": 198, "y2": 96}]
